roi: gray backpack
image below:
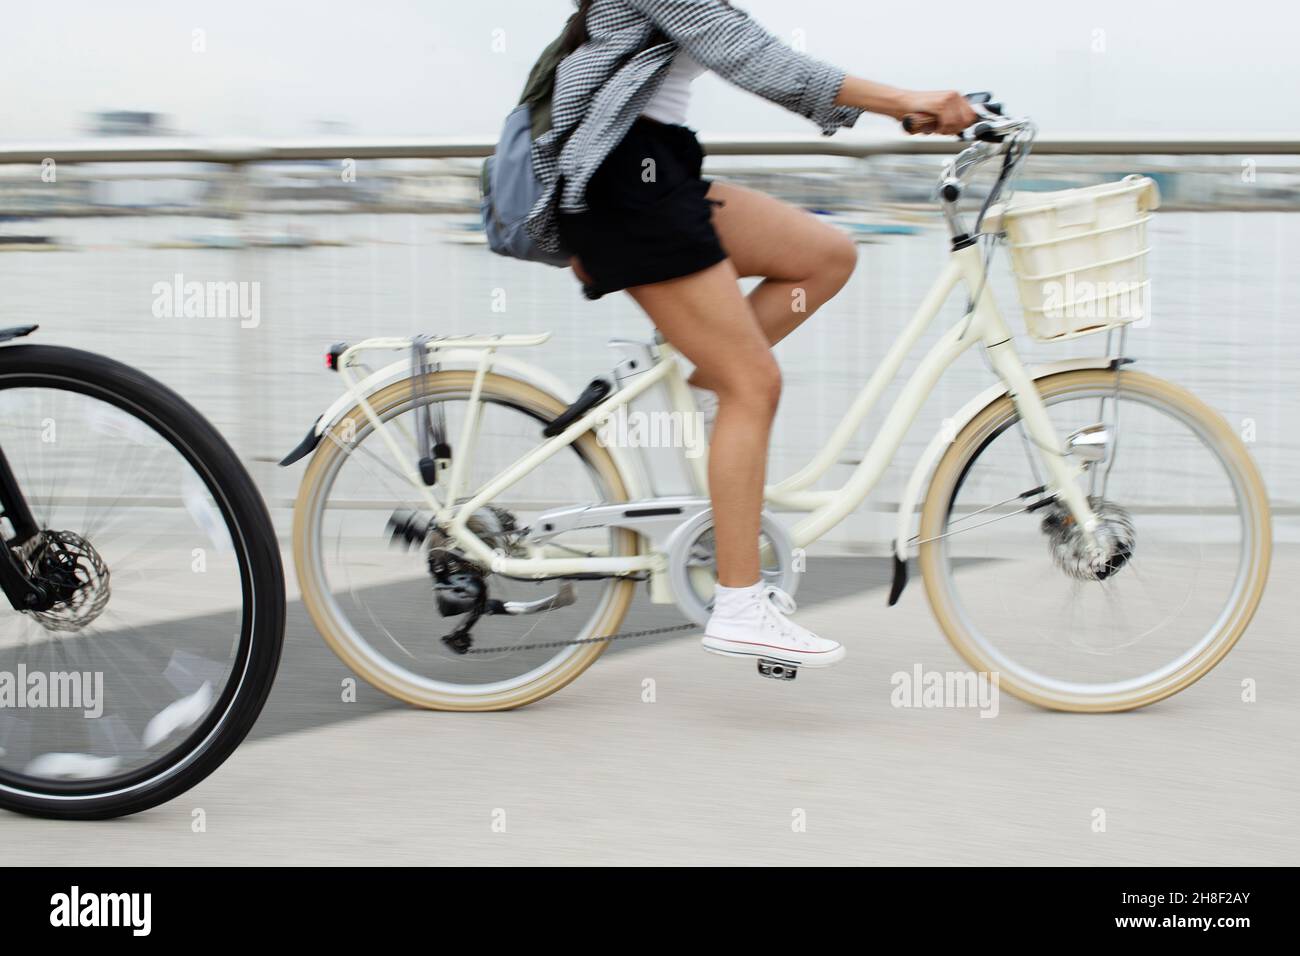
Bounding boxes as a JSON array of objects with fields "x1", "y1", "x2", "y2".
[
  {"x1": 480, "y1": 5, "x2": 663, "y2": 268},
  {"x1": 479, "y1": 26, "x2": 578, "y2": 268}
]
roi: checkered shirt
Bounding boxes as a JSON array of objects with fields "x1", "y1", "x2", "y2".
[{"x1": 526, "y1": 0, "x2": 863, "y2": 254}]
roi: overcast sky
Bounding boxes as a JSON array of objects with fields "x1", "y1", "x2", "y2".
[{"x1": 3, "y1": 0, "x2": 1297, "y2": 141}]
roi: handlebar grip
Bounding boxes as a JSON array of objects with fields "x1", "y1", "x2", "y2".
[{"x1": 901, "y1": 113, "x2": 938, "y2": 135}]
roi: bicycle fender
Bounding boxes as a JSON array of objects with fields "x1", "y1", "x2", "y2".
[
  {"x1": 0, "y1": 324, "x2": 38, "y2": 344},
  {"x1": 278, "y1": 350, "x2": 653, "y2": 500}
]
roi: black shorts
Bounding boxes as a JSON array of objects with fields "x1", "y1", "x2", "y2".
[{"x1": 559, "y1": 118, "x2": 727, "y2": 299}]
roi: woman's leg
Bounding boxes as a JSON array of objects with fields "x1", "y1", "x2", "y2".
[
  {"x1": 626, "y1": 259, "x2": 778, "y2": 587},
  {"x1": 685, "y1": 181, "x2": 858, "y2": 390},
  {"x1": 618, "y1": 225, "x2": 848, "y2": 667}
]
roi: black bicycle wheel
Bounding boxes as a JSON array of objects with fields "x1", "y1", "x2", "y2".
[{"x1": 0, "y1": 344, "x2": 284, "y2": 818}]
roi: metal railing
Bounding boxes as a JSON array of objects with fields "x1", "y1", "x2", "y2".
[{"x1": 1, "y1": 132, "x2": 1298, "y2": 165}]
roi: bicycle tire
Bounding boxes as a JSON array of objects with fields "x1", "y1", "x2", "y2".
[
  {"x1": 919, "y1": 369, "x2": 1271, "y2": 712},
  {"x1": 0, "y1": 344, "x2": 285, "y2": 818}
]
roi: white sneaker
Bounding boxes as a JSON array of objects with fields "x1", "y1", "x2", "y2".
[
  {"x1": 702, "y1": 583, "x2": 846, "y2": 668},
  {"x1": 690, "y1": 384, "x2": 718, "y2": 438}
]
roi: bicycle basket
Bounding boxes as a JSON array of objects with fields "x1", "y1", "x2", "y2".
[{"x1": 986, "y1": 175, "x2": 1160, "y2": 342}]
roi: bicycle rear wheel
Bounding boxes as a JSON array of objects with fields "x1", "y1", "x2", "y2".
[
  {"x1": 919, "y1": 369, "x2": 1270, "y2": 712},
  {"x1": 0, "y1": 345, "x2": 284, "y2": 818},
  {"x1": 293, "y1": 370, "x2": 637, "y2": 712}
]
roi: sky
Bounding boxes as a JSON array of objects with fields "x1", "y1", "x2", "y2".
[{"x1": 3, "y1": 0, "x2": 1298, "y2": 142}]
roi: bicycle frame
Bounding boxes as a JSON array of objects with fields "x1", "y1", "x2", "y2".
[{"x1": 324, "y1": 241, "x2": 1104, "y2": 585}]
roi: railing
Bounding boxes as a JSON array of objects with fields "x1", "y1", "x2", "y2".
[
  {"x1": 2, "y1": 132, "x2": 1299, "y2": 164},
  {"x1": 5, "y1": 134, "x2": 1296, "y2": 219}
]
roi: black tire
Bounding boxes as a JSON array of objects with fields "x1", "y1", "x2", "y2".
[{"x1": 0, "y1": 344, "x2": 285, "y2": 818}]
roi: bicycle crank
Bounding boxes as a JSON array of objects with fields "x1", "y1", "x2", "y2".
[{"x1": 387, "y1": 508, "x2": 804, "y2": 672}]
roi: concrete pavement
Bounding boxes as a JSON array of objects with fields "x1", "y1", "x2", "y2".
[{"x1": 3, "y1": 549, "x2": 1296, "y2": 866}]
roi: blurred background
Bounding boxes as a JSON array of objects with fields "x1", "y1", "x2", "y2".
[{"x1": 2, "y1": 0, "x2": 1297, "y2": 864}]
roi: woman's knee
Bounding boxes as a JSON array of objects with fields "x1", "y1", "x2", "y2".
[
  {"x1": 715, "y1": 353, "x2": 782, "y2": 414},
  {"x1": 820, "y1": 230, "x2": 858, "y2": 290}
]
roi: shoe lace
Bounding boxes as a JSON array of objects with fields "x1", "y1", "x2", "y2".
[
  {"x1": 761, "y1": 584, "x2": 797, "y2": 615},
  {"x1": 759, "y1": 585, "x2": 804, "y2": 641}
]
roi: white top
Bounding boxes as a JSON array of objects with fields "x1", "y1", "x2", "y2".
[{"x1": 640, "y1": 52, "x2": 705, "y2": 126}]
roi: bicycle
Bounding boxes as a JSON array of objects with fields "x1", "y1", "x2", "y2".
[
  {"x1": 282, "y1": 98, "x2": 1270, "y2": 713},
  {"x1": 0, "y1": 328, "x2": 285, "y2": 818}
]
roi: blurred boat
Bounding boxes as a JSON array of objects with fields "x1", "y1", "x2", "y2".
[
  {"x1": 0, "y1": 235, "x2": 65, "y2": 252},
  {"x1": 150, "y1": 231, "x2": 346, "y2": 250}
]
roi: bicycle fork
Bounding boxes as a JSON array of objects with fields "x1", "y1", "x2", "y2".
[
  {"x1": 962, "y1": 252, "x2": 1106, "y2": 553},
  {"x1": 0, "y1": 443, "x2": 49, "y2": 611}
]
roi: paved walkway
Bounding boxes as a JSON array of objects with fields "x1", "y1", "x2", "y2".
[{"x1": 4, "y1": 552, "x2": 1296, "y2": 865}]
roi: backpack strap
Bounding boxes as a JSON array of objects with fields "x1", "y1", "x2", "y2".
[
  {"x1": 519, "y1": 31, "x2": 572, "y2": 139},
  {"x1": 519, "y1": 3, "x2": 668, "y2": 141}
]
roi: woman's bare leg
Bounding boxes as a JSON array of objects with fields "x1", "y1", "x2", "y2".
[
  {"x1": 685, "y1": 181, "x2": 858, "y2": 390},
  {"x1": 626, "y1": 259, "x2": 778, "y2": 587},
  {"x1": 587, "y1": 184, "x2": 854, "y2": 587}
]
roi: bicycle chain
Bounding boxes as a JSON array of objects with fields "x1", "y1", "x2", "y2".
[{"x1": 463, "y1": 620, "x2": 698, "y2": 655}]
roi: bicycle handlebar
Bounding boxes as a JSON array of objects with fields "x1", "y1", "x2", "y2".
[{"x1": 926, "y1": 97, "x2": 1037, "y2": 241}]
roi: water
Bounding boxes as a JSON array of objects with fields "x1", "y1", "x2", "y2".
[{"x1": 2, "y1": 209, "x2": 1296, "y2": 549}]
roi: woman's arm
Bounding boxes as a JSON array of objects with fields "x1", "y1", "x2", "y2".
[
  {"x1": 622, "y1": 0, "x2": 864, "y2": 134},
  {"x1": 834, "y1": 77, "x2": 978, "y2": 134},
  {"x1": 624, "y1": 0, "x2": 977, "y2": 135}
]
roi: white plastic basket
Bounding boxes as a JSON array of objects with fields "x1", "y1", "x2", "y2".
[{"x1": 986, "y1": 175, "x2": 1160, "y2": 342}]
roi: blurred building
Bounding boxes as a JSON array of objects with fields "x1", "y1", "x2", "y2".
[{"x1": 89, "y1": 111, "x2": 172, "y2": 137}]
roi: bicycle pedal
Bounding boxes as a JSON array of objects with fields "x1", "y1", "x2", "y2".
[{"x1": 756, "y1": 659, "x2": 798, "y2": 681}]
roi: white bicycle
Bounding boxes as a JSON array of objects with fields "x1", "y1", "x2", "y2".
[{"x1": 282, "y1": 100, "x2": 1271, "y2": 712}]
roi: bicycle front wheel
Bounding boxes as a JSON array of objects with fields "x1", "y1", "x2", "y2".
[
  {"x1": 919, "y1": 368, "x2": 1271, "y2": 712},
  {"x1": 0, "y1": 345, "x2": 285, "y2": 818}
]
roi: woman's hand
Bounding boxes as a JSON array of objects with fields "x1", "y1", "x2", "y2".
[{"x1": 894, "y1": 90, "x2": 979, "y2": 135}]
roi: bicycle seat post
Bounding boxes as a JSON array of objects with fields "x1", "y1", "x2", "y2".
[{"x1": 607, "y1": 338, "x2": 698, "y2": 497}]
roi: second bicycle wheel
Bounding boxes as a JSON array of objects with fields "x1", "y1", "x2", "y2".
[
  {"x1": 0, "y1": 344, "x2": 284, "y2": 818},
  {"x1": 919, "y1": 368, "x2": 1271, "y2": 712},
  {"x1": 293, "y1": 371, "x2": 637, "y2": 711}
]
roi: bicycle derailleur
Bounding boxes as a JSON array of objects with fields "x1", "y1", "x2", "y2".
[{"x1": 386, "y1": 506, "x2": 574, "y2": 655}]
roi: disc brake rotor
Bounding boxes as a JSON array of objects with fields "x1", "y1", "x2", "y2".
[{"x1": 23, "y1": 529, "x2": 111, "y2": 632}]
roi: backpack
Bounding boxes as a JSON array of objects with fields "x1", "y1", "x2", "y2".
[
  {"x1": 479, "y1": 4, "x2": 664, "y2": 267},
  {"x1": 478, "y1": 12, "x2": 587, "y2": 268}
]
